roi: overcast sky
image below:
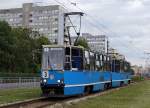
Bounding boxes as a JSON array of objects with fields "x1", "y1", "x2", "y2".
[{"x1": 0, "y1": 0, "x2": 149, "y2": 66}]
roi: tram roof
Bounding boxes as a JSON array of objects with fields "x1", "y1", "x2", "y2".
[
  {"x1": 42, "y1": 45, "x2": 85, "y2": 49},
  {"x1": 42, "y1": 45, "x2": 108, "y2": 56}
]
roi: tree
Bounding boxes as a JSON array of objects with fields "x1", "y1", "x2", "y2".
[
  {"x1": 0, "y1": 21, "x2": 50, "y2": 74},
  {"x1": 0, "y1": 21, "x2": 14, "y2": 72},
  {"x1": 124, "y1": 61, "x2": 134, "y2": 74},
  {"x1": 74, "y1": 37, "x2": 90, "y2": 49}
]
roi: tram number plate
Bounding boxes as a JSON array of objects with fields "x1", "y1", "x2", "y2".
[{"x1": 42, "y1": 71, "x2": 49, "y2": 78}]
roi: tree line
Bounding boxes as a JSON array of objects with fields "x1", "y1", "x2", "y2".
[{"x1": 0, "y1": 21, "x2": 50, "y2": 74}]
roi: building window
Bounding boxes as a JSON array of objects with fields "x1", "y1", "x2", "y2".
[
  {"x1": 54, "y1": 29, "x2": 58, "y2": 33},
  {"x1": 39, "y1": 28, "x2": 44, "y2": 32},
  {"x1": 55, "y1": 18, "x2": 58, "y2": 21},
  {"x1": 9, "y1": 19, "x2": 13, "y2": 21},
  {"x1": 19, "y1": 14, "x2": 22, "y2": 17},
  {"x1": 29, "y1": 20, "x2": 32, "y2": 23}
]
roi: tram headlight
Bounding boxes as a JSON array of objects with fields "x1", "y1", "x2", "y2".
[
  {"x1": 57, "y1": 79, "x2": 64, "y2": 84},
  {"x1": 43, "y1": 79, "x2": 47, "y2": 83},
  {"x1": 57, "y1": 80, "x2": 61, "y2": 83}
]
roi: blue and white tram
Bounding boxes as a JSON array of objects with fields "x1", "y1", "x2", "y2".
[{"x1": 40, "y1": 45, "x2": 131, "y2": 96}]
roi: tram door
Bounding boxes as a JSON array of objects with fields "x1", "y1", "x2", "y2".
[
  {"x1": 71, "y1": 48, "x2": 83, "y2": 70},
  {"x1": 64, "y1": 47, "x2": 83, "y2": 71}
]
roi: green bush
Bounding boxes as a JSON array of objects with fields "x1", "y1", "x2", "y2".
[{"x1": 132, "y1": 76, "x2": 144, "y2": 82}]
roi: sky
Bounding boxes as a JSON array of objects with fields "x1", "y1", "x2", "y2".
[{"x1": 0, "y1": 0, "x2": 149, "y2": 66}]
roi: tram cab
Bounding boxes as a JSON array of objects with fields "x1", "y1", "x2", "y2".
[
  {"x1": 40, "y1": 45, "x2": 86, "y2": 95},
  {"x1": 41, "y1": 45, "x2": 84, "y2": 72}
]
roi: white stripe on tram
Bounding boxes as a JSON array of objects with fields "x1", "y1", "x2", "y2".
[
  {"x1": 64, "y1": 79, "x2": 131, "y2": 88},
  {"x1": 112, "y1": 79, "x2": 131, "y2": 82}
]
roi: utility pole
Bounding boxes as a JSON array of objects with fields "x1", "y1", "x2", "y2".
[
  {"x1": 144, "y1": 52, "x2": 150, "y2": 73},
  {"x1": 107, "y1": 37, "x2": 109, "y2": 55},
  {"x1": 106, "y1": 36, "x2": 109, "y2": 71}
]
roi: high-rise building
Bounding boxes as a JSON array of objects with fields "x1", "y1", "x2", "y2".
[
  {"x1": 108, "y1": 48, "x2": 125, "y2": 60},
  {"x1": 71, "y1": 33, "x2": 108, "y2": 53},
  {"x1": 0, "y1": 3, "x2": 67, "y2": 45}
]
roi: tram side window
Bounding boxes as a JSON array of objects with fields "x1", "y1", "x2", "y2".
[
  {"x1": 84, "y1": 51, "x2": 90, "y2": 70},
  {"x1": 71, "y1": 48, "x2": 83, "y2": 70},
  {"x1": 95, "y1": 54, "x2": 100, "y2": 71},
  {"x1": 65, "y1": 47, "x2": 71, "y2": 70},
  {"x1": 103, "y1": 55, "x2": 107, "y2": 71},
  {"x1": 100, "y1": 54, "x2": 104, "y2": 71},
  {"x1": 90, "y1": 52, "x2": 95, "y2": 71},
  {"x1": 107, "y1": 56, "x2": 111, "y2": 71}
]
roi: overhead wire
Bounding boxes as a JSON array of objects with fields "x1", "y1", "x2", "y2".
[
  {"x1": 65, "y1": 0, "x2": 145, "y2": 54},
  {"x1": 50, "y1": 0, "x2": 145, "y2": 64}
]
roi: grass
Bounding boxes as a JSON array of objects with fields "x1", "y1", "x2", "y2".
[
  {"x1": 68, "y1": 80, "x2": 150, "y2": 108},
  {"x1": 0, "y1": 88, "x2": 41, "y2": 105},
  {"x1": 0, "y1": 81, "x2": 149, "y2": 108}
]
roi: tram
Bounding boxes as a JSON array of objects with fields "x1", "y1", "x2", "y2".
[{"x1": 40, "y1": 45, "x2": 131, "y2": 96}]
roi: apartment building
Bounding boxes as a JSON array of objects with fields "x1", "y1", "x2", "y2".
[
  {"x1": 71, "y1": 33, "x2": 108, "y2": 53},
  {"x1": 0, "y1": 3, "x2": 67, "y2": 45}
]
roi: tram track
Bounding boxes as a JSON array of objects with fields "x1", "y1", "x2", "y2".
[
  {"x1": 0, "y1": 97, "x2": 55, "y2": 108},
  {"x1": 0, "y1": 83, "x2": 136, "y2": 108}
]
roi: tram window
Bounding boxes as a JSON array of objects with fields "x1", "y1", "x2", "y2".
[
  {"x1": 65, "y1": 57, "x2": 70, "y2": 62},
  {"x1": 85, "y1": 51, "x2": 90, "y2": 64},
  {"x1": 65, "y1": 47, "x2": 71, "y2": 70},
  {"x1": 71, "y1": 48, "x2": 83, "y2": 70},
  {"x1": 95, "y1": 54, "x2": 100, "y2": 71},
  {"x1": 100, "y1": 54, "x2": 104, "y2": 71},
  {"x1": 107, "y1": 57, "x2": 110, "y2": 61},
  {"x1": 106, "y1": 56, "x2": 109, "y2": 71},
  {"x1": 42, "y1": 47, "x2": 64, "y2": 70},
  {"x1": 72, "y1": 49, "x2": 79, "y2": 56},
  {"x1": 42, "y1": 50, "x2": 48, "y2": 69},
  {"x1": 104, "y1": 56, "x2": 106, "y2": 61},
  {"x1": 103, "y1": 55, "x2": 107, "y2": 71},
  {"x1": 100, "y1": 55, "x2": 103, "y2": 61},
  {"x1": 65, "y1": 47, "x2": 70, "y2": 55},
  {"x1": 96, "y1": 61, "x2": 100, "y2": 66},
  {"x1": 90, "y1": 52, "x2": 95, "y2": 71},
  {"x1": 84, "y1": 51, "x2": 90, "y2": 70},
  {"x1": 96, "y1": 54, "x2": 98, "y2": 60}
]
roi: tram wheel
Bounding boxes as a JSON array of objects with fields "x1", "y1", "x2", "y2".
[
  {"x1": 120, "y1": 81, "x2": 124, "y2": 87},
  {"x1": 42, "y1": 89, "x2": 50, "y2": 95},
  {"x1": 84, "y1": 86, "x2": 92, "y2": 95}
]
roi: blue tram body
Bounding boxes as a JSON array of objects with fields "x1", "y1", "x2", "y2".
[{"x1": 40, "y1": 45, "x2": 131, "y2": 96}]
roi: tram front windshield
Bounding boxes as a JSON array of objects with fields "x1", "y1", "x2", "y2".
[{"x1": 42, "y1": 47, "x2": 64, "y2": 70}]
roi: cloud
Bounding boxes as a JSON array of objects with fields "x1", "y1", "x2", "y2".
[{"x1": 71, "y1": 0, "x2": 149, "y2": 66}]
